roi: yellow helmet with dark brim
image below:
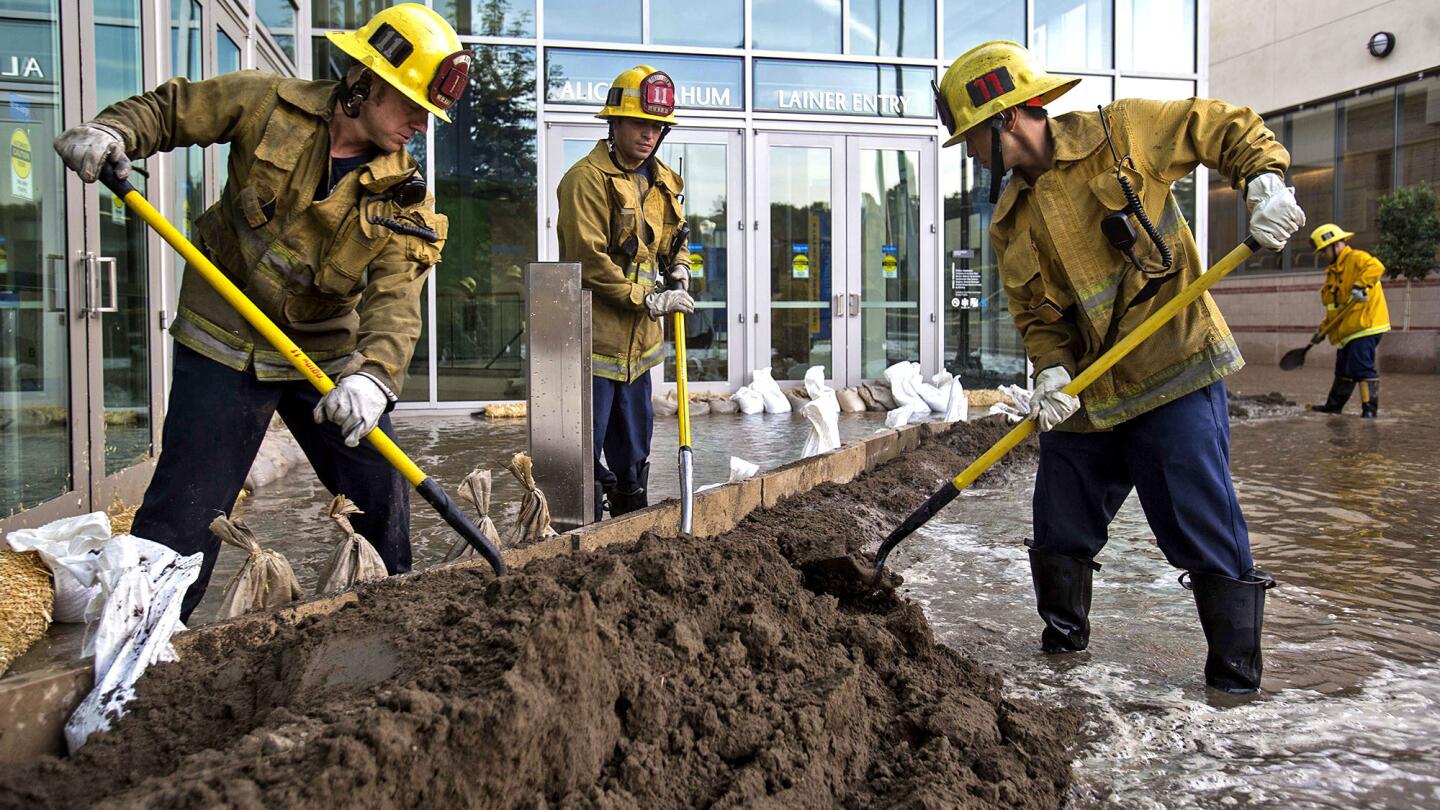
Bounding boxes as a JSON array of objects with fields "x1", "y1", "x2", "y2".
[
  {"x1": 1309, "y1": 223, "x2": 1355, "y2": 252},
  {"x1": 326, "y1": 3, "x2": 470, "y2": 123},
  {"x1": 935, "y1": 40, "x2": 1080, "y2": 147},
  {"x1": 596, "y1": 65, "x2": 679, "y2": 126}
]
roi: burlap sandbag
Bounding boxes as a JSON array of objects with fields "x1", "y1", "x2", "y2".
[
  {"x1": 0, "y1": 549, "x2": 54, "y2": 677},
  {"x1": 317, "y1": 495, "x2": 388, "y2": 595},
  {"x1": 210, "y1": 516, "x2": 303, "y2": 619},
  {"x1": 506, "y1": 453, "x2": 559, "y2": 547},
  {"x1": 447, "y1": 469, "x2": 504, "y2": 561}
]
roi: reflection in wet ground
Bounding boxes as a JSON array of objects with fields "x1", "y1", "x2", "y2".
[
  {"x1": 895, "y1": 364, "x2": 1440, "y2": 807},
  {"x1": 201, "y1": 364, "x2": 1440, "y2": 806}
]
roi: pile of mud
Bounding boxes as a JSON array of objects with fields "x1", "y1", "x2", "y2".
[
  {"x1": 0, "y1": 420, "x2": 1069, "y2": 809},
  {"x1": 1228, "y1": 390, "x2": 1301, "y2": 420}
]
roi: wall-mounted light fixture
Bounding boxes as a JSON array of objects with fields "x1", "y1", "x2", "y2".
[{"x1": 1367, "y1": 31, "x2": 1396, "y2": 58}]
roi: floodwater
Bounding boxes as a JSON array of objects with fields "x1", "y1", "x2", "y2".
[
  {"x1": 895, "y1": 363, "x2": 1440, "y2": 808},
  {"x1": 204, "y1": 364, "x2": 1440, "y2": 808}
]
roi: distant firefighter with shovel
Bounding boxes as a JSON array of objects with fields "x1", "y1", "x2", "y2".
[
  {"x1": 52, "y1": 4, "x2": 472, "y2": 621},
  {"x1": 1306, "y1": 224, "x2": 1390, "y2": 418},
  {"x1": 933, "y1": 41, "x2": 1305, "y2": 692}
]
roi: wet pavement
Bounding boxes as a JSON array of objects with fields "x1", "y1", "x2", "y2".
[
  {"x1": 895, "y1": 363, "x2": 1440, "y2": 808},
  {"x1": 199, "y1": 364, "x2": 1440, "y2": 807}
]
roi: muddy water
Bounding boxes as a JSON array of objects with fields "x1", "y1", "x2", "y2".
[{"x1": 894, "y1": 364, "x2": 1440, "y2": 808}]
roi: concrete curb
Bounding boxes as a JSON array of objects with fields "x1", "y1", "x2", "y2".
[{"x1": 0, "y1": 422, "x2": 944, "y2": 762}]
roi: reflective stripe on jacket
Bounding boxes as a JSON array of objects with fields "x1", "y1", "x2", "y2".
[
  {"x1": 557, "y1": 140, "x2": 688, "y2": 383},
  {"x1": 94, "y1": 71, "x2": 445, "y2": 394},
  {"x1": 1320, "y1": 246, "x2": 1390, "y2": 346},
  {"x1": 991, "y1": 97, "x2": 1290, "y2": 430}
]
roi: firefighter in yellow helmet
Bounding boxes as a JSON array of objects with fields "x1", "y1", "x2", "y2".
[
  {"x1": 935, "y1": 40, "x2": 1306, "y2": 693},
  {"x1": 51, "y1": 3, "x2": 470, "y2": 621},
  {"x1": 1308, "y1": 223, "x2": 1390, "y2": 417},
  {"x1": 556, "y1": 65, "x2": 693, "y2": 520}
]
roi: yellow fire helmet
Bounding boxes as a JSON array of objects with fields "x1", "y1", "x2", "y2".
[
  {"x1": 935, "y1": 40, "x2": 1080, "y2": 147},
  {"x1": 326, "y1": 3, "x2": 470, "y2": 123},
  {"x1": 1310, "y1": 223, "x2": 1356, "y2": 253},
  {"x1": 596, "y1": 65, "x2": 679, "y2": 126}
]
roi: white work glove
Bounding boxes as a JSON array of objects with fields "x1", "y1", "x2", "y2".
[
  {"x1": 1350, "y1": 286, "x2": 1369, "y2": 304},
  {"x1": 1245, "y1": 172, "x2": 1305, "y2": 251},
  {"x1": 667, "y1": 262, "x2": 691, "y2": 291},
  {"x1": 1031, "y1": 366, "x2": 1081, "y2": 432},
  {"x1": 53, "y1": 122, "x2": 131, "y2": 183},
  {"x1": 313, "y1": 373, "x2": 394, "y2": 447},
  {"x1": 645, "y1": 289, "x2": 695, "y2": 319}
]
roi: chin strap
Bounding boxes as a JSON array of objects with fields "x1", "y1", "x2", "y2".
[
  {"x1": 340, "y1": 70, "x2": 373, "y2": 119},
  {"x1": 988, "y1": 115, "x2": 1005, "y2": 204}
]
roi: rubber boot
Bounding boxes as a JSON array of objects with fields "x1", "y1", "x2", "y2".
[
  {"x1": 1026, "y1": 540, "x2": 1101, "y2": 654},
  {"x1": 1182, "y1": 568, "x2": 1276, "y2": 693},
  {"x1": 1309, "y1": 376, "x2": 1355, "y2": 413},
  {"x1": 594, "y1": 483, "x2": 607, "y2": 522},
  {"x1": 1360, "y1": 379, "x2": 1379, "y2": 419},
  {"x1": 607, "y1": 461, "x2": 650, "y2": 517}
]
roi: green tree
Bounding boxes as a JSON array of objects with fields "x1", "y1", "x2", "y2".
[{"x1": 1375, "y1": 184, "x2": 1440, "y2": 282}]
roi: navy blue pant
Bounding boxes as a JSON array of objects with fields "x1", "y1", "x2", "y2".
[
  {"x1": 133, "y1": 345, "x2": 410, "y2": 621},
  {"x1": 592, "y1": 374, "x2": 653, "y2": 493},
  {"x1": 1031, "y1": 379, "x2": 1252, "y2": 578},
  {"x1": 1335, "y1": 334, "x2": 1382, "y2": 380}
]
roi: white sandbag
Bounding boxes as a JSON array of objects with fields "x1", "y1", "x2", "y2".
[
  {"x1": 211, "y1": 516, "x2": 303, "y2": 618},
  {"x1": 317, "y1": 496, "x2": 388, "y2": 594},
  {"x1": 836, "y1": 387, "x2": 867, "y2": 413},
  {"x1": 731, "y1": 385, "x2": 764, "y2": 415},
  {"x1": 729, "y1": 456, "x2": 760, "y2": 482},
  {"x1": 3, "y1": 512, "x2": 110, "y2": 623},
  {"x1": 447, "y1": 469, "x2": 503, "y2": 562},
  {"x1": 885, "y1": 404, "x2": 927, "y2": 428},
  {"x1": 993, "y1": 384, "x2": 1033, "y2": 423},
  {"x1": 65, "y1": 535, "x2": 202, "y2": 752},
  {"x1": 942, "y1": 378, "x2": 970, "y2": 423},
  {"x1": 883, "y1": 361, "x2": 926, "y2": 410},
  {"x1": 801, "y1": 393, "x2": 841, "y2": 457},
  {"x1": 652, "y1": 390, "x2": 679, "y2": 417},
  {"x1": 749, "y1": 367, "x2": 792, "y2": 414},
  {"x1": 507, "y1": 453, "x2": 560, "y2": 546},
  {"x1": 803, "y1": 365, "x2": 834, "y2": 400}
]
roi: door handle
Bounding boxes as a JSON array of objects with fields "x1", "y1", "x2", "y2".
[
  {"x1": 96, "y1": 256, "x2": 119, "y2": 314},
  {"x1": 848, "y1": 293, "x2": 860, "y2": 317},
  {"x1": 81, "y1": 251, "x2": 96, "y2": 318},
  {"x1": 45, "y1": 253, "x2": 67, "y2": 313},
  {"x1": 833, "y1": 293, "x2": 844, "y2": 317}
]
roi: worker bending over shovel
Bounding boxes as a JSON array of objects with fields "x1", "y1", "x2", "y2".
[
  {"x1": 934, "y1": 41, "x2": 1305, "y2": 692},
  {"x1": 557, "y1": 66, "x2": 694, "y2": 520},
  {"x1": 1308, "y1": 224, "x2": 1390, "y2": 418},
  {"x1": 52, "y1": 4, "x2": 468, "y2": 621}
]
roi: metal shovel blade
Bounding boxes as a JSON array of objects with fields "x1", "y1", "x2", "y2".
[
  {"x1": 1279, "y1": 344, "x2": 1310, "y2": 371},
  {"x1": 678, "y1": 445, "x2": 693, "y2": 535}
]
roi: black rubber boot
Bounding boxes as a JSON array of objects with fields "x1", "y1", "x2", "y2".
[
  {"x1": 1183, "y1": 568, "x2": 1276, "y2": 693},
  {"x1": 1309, "y1": 376, "x2": 1355, "y2": 413},
  {"x1": 607, "y1": 461, "x2": 650, "y2": 517},
  {"x1": 1360, "y1": 379, "x2": 1379, "y2": 419},
  {"x1": 1027, "y1": 540, "x2": 1101, "y2": 654}
]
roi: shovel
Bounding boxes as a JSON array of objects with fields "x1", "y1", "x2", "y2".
[
  {"x1": 96, "y1": 165, "x2": 506, "y2": 578},
  {"x1": 669, "y1": 222, "x2": 695, "y2": 535},
  {"x1": 1279, "y1": 301, "x2": 1356, "y2": 371},
  {"x1": 808, "y1": 237, "x2": 1263, "y2": 596}
]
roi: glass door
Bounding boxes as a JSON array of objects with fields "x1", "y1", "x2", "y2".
[
  {"x1": 546, "y1": 124, "x2": 744, "y2": 391},
  {"x1": 756, "y1": 133, "x2": 935, "y2": 389},
  {"x1": 844, "y1": 137, "x2": 934, "y2": 382},
  {"x1": 0, "y1": 0, "x2": 87, "y2": 527}
]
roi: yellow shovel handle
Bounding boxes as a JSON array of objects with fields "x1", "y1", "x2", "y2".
[
  {"x1": 674, "y1": 311, "x2": 690, "y2": 448},
  {"x1": 948, "y1": 237, "x2": 1259, "y2": 492},
  {"x1": 112, "y1": 182, "x2": 427, "y2": 486}
]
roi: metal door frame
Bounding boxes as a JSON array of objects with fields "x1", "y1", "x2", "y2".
[
  {"x1": 752, "y1": 130, "x2": 848, "y2": 389},
  {"x1": 843, "y1": 134, "x2": 937, "y2": 384}
]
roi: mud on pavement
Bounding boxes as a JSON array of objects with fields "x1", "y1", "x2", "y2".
[{"x1": 0, "y1": 419, "x2": 1072, "y2": 809}]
